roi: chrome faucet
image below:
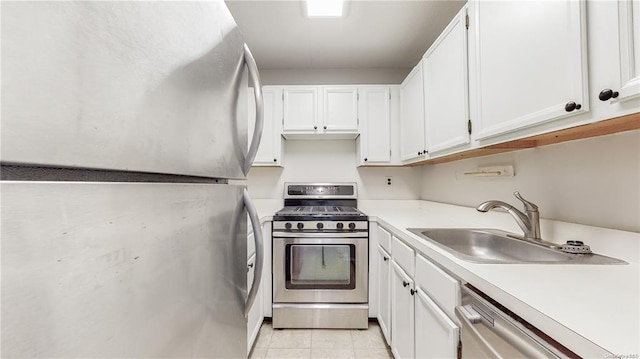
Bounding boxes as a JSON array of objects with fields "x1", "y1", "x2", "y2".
[{"x1": 476, "y1": 192, "x2": 541, "y2": 240}]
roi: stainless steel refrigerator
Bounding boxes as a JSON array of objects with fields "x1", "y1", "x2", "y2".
[{"x1": 1, "y1": 1, "x2": 264, "y2": 357}]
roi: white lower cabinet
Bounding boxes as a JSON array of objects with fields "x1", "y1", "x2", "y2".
[
  {"x1": 391, "y1": 261, "x2": 415, "y2": 359},
  {"x1": 247, "y1": 253, "x2": 263, "y2": 352},
  {"x1": 377, "y1": 245, "x2": 392, "y2": 345},
  {"x1": 376, "y1": 226, "x2": 461, "y2": 359},
  {"x1": 414, "y1": 288, "x2": 459, "y2": 359},
  {"x1": 247, "y1": 223, "x2": 267, "y2": 352}
]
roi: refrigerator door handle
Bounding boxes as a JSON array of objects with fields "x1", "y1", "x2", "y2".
[
  {"x1": 244, "y1": 188, "x2": 264, "y2": 317},
  {"x1": 243, "y1": 44, "x2": 264, "y2": 175}
]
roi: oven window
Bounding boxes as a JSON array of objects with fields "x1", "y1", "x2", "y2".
[{"x1": 285, "y1": 244, "x2": 356, "y2": 290}]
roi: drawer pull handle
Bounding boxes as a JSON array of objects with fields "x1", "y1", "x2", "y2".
[
  {"x1": 403, "y1": 281, "x2": 409, "y2": 287},
  {"x1": 564, "y1": 101, "x2": 582, "y2": 112},
  {"x1": 599, "y1": 88, "x2": 619, "y2": 101}
]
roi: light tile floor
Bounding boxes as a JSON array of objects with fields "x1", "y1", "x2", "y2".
[{"x1": 249, "y1": 321, "x2": 394, "y2": 359}]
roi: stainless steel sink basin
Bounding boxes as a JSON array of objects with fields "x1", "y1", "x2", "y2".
[{"x1": 407, "y1": 228, "x2": 626, "y2": 264}]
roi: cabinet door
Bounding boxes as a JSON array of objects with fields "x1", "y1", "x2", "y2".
[
  {"x1": 391, "y1": 261, "x2": 415, "y2": 359},
  {"x1": 377, "y1": 246, "x2": 392, "y2": 346},
  {"x1": 472, "y1": 1, "x2": 588, "y2": 140},
  {"x1": 283, "y1": 87, "x2": 319, "y2": 132},
  {"x1": 248, "y1": 87, "x2": 283, "y2": 166},
  {"x1": 617, "y1": 0, "x2": 640, "y2": 101},
  {"x1": 423, "y1": 6, "x2": 470, "y2": 155},
  {"x1": 247, "y1": 254, "x2": 263, "y2": 352},
  {"x1": 400, "y1": 63, "x2": 426, "y2": 162},
  {"x1": 359, "y1": 87, "x2": 391, "y2": 164},
  {"x1": 323, "y1": 86, "x2": 358, "y2": 132},
  {"x1": 415, "y1": 288, "x2": 459, "y2": 359}
]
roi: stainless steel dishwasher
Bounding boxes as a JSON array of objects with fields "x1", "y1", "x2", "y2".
[{"x1": 455, "y1": 285, "x2": 579, "y2": 359}]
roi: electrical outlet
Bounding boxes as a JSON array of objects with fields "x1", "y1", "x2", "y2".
[{"x1": 385, "y1": 176, "x2": 393, "y2": 185}]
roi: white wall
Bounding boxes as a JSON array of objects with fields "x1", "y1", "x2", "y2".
[
  {"x1": 248, "y1": 140, "x2": 422, "y2": 200},
  {"x1": 421, "y1": 130, "x2": 640, "y2": 232}
]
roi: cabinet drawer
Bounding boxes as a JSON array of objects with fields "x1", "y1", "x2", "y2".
[
  {"x1": 415, "y1": 253, "x2": 460, "y2": 320},
  {"x1": 377, "y1": 226, "x2": 392, "y2": 253},
  {"x1": 391, "y1": 236, "x2": 415, "y2": 277}
]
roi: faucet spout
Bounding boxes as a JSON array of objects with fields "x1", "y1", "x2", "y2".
[{"x1": 476, "y1": 192, "x2": 541, "y2": 240}]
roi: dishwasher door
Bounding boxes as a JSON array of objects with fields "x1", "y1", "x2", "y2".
[{"x1": 455, "y1": 286, "x2": 576, "y2": 359}]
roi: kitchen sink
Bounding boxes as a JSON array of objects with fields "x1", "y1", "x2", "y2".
[{"x1": 407, "y1": 228, "x2": 626, "y2": 264}]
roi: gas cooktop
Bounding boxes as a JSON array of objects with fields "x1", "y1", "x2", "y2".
[{"x1": 273, "y1": 205, "x2": 367, "y2": 222}]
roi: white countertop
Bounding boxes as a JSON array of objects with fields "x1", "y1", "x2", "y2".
[
  {"x1": 249, "y1": 198, "x2": 639, "y2": 357},
  {"x1": 359, "y1": 200, "x2": 640, "y2": 358}
]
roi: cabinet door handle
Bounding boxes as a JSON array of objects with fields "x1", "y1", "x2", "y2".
[
  {"x1": 403, "y1": 281, "x2": 409, "y2": 287},
  {"x1": 410, "y1": 289, "x2": 416, "y2": 295},
  {"x1": 273, "y1": 158, "x2": 277, "y2": 162},
  {"x1": 314, "y1": 126, "x2": 318, "y2": 130},
  {"x1": 364, "y1": 158, "x2": 368, "y2": 162},
  {"x1": 418, "y1": 151, "x2": 422, "y2": 156},
  {"x1": 599, "y1": 88, "x2": 619, "y2": 101},
  {"x1": 324, "y1": 125, "x2": 327, "y2": 130},
  {"x1": 383, "y1": 256, "x2": 388, "y2": 261},
  {"x1": 564, "y1": 101, "x2": 582, "y2": 112},
  {"x1": 248, "y1": 263, "x2": 254, "y2": 268}
]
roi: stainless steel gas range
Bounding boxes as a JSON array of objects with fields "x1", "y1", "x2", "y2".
[{"x1": 272, "y1": 183, "x2": 369, "y2": 329}]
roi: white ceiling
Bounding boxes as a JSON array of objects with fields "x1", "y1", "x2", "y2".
[{"x1": 225, "y1": 0, "x2": 465, "y2": 72}]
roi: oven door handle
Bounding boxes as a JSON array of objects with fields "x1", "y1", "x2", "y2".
[
  {"x1": 244, "y1": 189, "x2": 263, "y2": 318},
  {"x1": 273, "y1": 231, "x2": 368, "y2": 238}
]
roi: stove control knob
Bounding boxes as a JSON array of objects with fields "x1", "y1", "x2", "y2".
[
  {"x1": 336, "y1": 223, "x2": 344, "y2": 230},
  {"x1": 285, "y1": 223, "x2": 292, "y2": 230},
  {"x1": 317, "y1": 223, "x2": 324, "y2": 229},
  {"x1": 297, "y1": 222, "x2": 304, "y2": 230},
  {"x1": 349, "y1": 222, "x2": 356, "y2": 230}
]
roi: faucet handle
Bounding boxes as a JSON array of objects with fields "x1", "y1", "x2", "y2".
[{"x1": 514, "y1": 191, "x2": 538, "y2": 211}]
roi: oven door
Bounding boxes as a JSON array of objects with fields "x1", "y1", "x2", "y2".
[{"x1": 273, "y1": 234, "x2": 368, "y2": 303}]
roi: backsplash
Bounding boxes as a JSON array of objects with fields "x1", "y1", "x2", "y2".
[
  {"x1": 247, "y1": 140, "x2": 422, "y2": 200},
  {"x1": 247, "y1": 130, "x2": 639, "y2": 233},
  {"x1": 421, "y1": 130, "x2": 640, "y2": 233}
]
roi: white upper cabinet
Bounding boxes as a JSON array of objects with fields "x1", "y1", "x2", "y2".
[
  {"x1": 358, "y1": 86, "x2": 391, "y2": 164},
  {"x1": 400, "y1": 63, "x2": 427, "y2": 162},
  {"x1": 323, "y1": 86, "x2": 359, "y2": 132},
  {"x1": 283, "y1": 87, "x2": 320, "y2": 132},
  {"x1": 592, "y1": 0, "x2": 640, "y2": 113},
  {"x1": 617, "y1": 0, "x2": 640, "y2": 102},
  {"x1": 471, "y1": 0, "x2": 588, "y2": 141},
  {"x1": 249, "y1": 87, "x2": 283, "y2": 166},
  {"x1": 423, "y1": 6, "x2": 470, "y2": 155},
  {"x1": 282, "y1": 86, "x2": 359, "y2": 137}
]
